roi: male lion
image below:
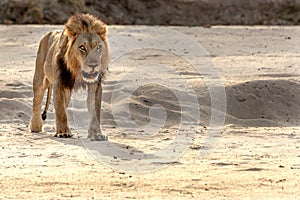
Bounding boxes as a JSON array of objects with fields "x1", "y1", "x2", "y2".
[{"x1": 30, "y1": 14, "x2": 110, "y2": 141}]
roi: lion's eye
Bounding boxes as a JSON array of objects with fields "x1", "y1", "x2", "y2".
[
  {"x1": 96, "y1": 45, "x2": 102, "y2": 52},
  {"x1": 79, "y1": 45, "x2": 86, "y2": 52}
]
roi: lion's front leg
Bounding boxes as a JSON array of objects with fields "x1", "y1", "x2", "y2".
[
  {"x1": 87, "y1": 83, "x2": 108, "y2": 141},
  {"x1": 53, "y1": 81, "x2": 72, "y2": 138}
]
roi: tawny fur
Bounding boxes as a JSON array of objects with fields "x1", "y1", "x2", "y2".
[{"x1": 30, "y1": 14, "x2": 110, "y2": 141}]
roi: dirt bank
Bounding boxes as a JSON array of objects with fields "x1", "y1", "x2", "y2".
[{"x1": 1, "y1": 0, "x2": 300, "y2": 25}]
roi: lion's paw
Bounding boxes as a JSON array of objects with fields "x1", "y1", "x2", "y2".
[
  {"x1": 30, "y1": 117, "x2": 43, "y2": 133},
  {"x1": 55, "y1": 126, "x2": 72, "y2": 138},
  {"x1": 54, "y1": 132, "x2": 73, "y2": 138},
  {"x1": 90, "y1": 133, "x2": 108, "y2": 141}
]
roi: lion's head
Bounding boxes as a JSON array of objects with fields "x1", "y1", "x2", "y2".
[{"x1": 60, "y1": 14, "x2": 109, "y2": 84}]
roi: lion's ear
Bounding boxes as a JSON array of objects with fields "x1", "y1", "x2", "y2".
[
  {"x1": 93, "y1": 20, "x2": 107, "y2": 41},
  {"x1": 100, "y1": 24, "x2": 107, "y2": 36},
  {"x1": 59, "y1": 31, "x2": 69, "y2": 49},
  {"x1": 99, "y1": 24, "x2": 107, "y2": 41},
  {"x1": 64, "y1": 26, "x2": 76, "y2": 38}
]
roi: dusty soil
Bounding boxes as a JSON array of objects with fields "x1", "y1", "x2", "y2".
[
  {"x1": 1, "y1": 0, "x2": 300, "y2": 25},
  {"x1": 0, "y1": 25, "x2": 300, "y2": 199}
]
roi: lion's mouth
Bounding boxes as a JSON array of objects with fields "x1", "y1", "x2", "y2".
[{"x1": 82, "y1": 71, "x2": 99, "y2": 83}]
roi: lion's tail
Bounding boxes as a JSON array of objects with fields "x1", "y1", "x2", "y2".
[{"x1": 41, "y1": 84, "x2": 52, "y2": 121}]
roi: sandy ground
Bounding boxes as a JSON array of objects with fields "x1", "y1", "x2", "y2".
[{"x1": 1, "y1": 25, "x2": 300, "y2": 199}]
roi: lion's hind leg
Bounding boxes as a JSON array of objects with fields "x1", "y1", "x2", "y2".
[
  {"x1": 30, "y1": 32, "x2": 52, "y2": 133},
  {"x1": 30, "y1": 77, "x2": 49, "y2": 133}
]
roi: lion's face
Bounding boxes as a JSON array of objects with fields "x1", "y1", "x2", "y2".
[
  {"x1": 61, "y1": 13, "x2": 109, "y2": 85},
  {"x1": 72, "y1": 32, "x2": 105, "y2": 83}
]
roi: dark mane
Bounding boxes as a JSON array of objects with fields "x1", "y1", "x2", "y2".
[{"x1": 57, "y1": 51, "x2": 75, "y2": 89}]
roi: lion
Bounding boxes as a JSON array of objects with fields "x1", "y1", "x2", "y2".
[{"x1": 29, "y1": 13, "x2": 110, "y2": 141}]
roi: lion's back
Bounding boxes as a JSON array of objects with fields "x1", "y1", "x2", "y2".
[{"x1": 35, "y1": 31, "x2": 62, "y2": 83}]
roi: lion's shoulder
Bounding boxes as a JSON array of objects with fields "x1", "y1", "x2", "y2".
[{"x1": 38, "y1": 30, "x2": 62, "y2": 51}]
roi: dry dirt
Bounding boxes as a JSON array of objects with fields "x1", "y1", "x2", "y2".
[{"x1": 0, "y1": 25, "x2": 300, "y2": 199}]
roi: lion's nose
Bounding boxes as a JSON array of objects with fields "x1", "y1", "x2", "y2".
[{"x1": 88, "y1": 64, "x2": 97, "y2": 71}]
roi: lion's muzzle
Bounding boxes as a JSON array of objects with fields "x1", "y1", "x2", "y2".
[
  {"x1": 81, "y1": 47, "x2": 103, "y2": 83},
  {"x1": 82, "y1": 69, "x2": 99, "y2": 82},
  {"x1": 81, "y1": 64, "x2": 100, "y2": 83}
]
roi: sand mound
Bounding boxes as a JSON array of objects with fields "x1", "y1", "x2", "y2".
[
  {"x1": 1, "y1": 74, "x2": 299, "y2": 135},
  {"x1": 99, "y1": 79, "x2": 300, "y2": 130},
  {"x1": 225, "y1": 80, "x2": 300, "y2": 126},
  {"x1": 0, "y1": 81, "x2": 32, "y2": 125}
]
